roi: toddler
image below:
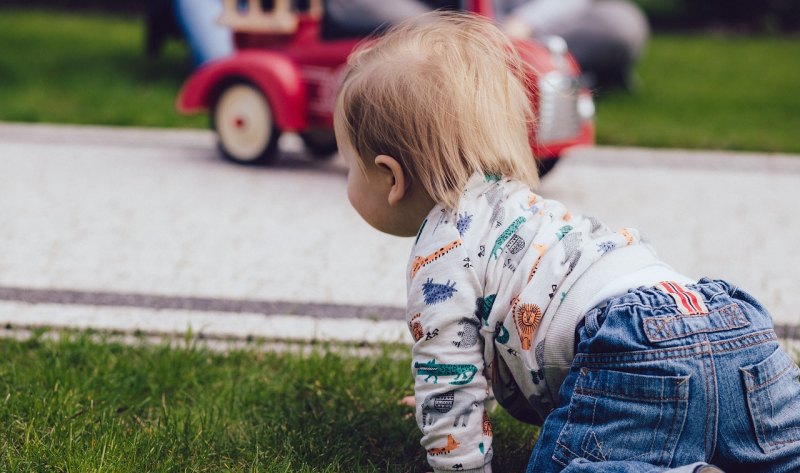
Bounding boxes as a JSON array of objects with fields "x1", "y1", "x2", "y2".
[{"x1": 333, "y1": 12, "x2": 800, "y2": 473}]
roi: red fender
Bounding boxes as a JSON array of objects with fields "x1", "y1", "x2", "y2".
[
  {"x1": 468, "y1": 0, "x2": 494, "y2": 16},
  {"x1": 177, "y1": 50, "x2": 307, "y2": 132}
]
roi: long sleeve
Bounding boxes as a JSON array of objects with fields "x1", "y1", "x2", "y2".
[
  {"x1": 404, "y1": 175, "x2": 659, "y2": 471},
  {"x1": 407, "y1": 225, "x2": 493, "y2": 473}
]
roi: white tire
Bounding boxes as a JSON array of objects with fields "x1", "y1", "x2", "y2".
[{"x1": 213, "y1": 82, "x2": 280, "y2": 165}]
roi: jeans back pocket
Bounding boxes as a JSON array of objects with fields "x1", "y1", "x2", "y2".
[
  {"x1": 553, "y1": 368, "x2": 690, "y2": 467},
  {"x1": 741, "y1": 346, "x2": 800, "y2": 454}
]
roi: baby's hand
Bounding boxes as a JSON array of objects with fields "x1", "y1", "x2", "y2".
[
  {"x1": 400, "y1": 396, "x2": 431, "y2": 472},
  {"x1": 400, "y1": 395, "x2": 415, "y2": 408},
  {"x1": 400, "y1": 395, "x2": 415, "y2": 420}
]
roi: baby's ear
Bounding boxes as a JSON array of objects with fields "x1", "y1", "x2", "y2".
[{"x1": 374, "y1": 155, "x2": 408, "y2": 206}]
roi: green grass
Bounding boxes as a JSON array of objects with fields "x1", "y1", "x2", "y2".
[
  {"x1": 0, "y1": 333, "x2": 539, "y2": 472},
  {"x1": 0, "y1": 9, "x2": 204, "y2": 128},
  {"x1": 596, "y1": 34, "x2": 800, "y2": 153},
  {"x1": 0, "y1": 8, "x2": 798, "y2": 153}
]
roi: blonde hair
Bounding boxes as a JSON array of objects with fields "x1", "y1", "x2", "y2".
[{"x1": 334, "y1": 11, "x2": 540, "y2": 209}]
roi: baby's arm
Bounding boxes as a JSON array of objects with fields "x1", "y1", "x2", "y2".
[{"x1": 407, "y1": 239, "x2": 492, "y2": 473}]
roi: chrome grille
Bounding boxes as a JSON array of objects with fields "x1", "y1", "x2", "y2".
[{"x1": 536, "y1": 71, "x2": 582, "y2": 143}]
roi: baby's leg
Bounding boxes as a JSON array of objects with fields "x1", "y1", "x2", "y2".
[
  {"x1": 527, "y1": 279, "x2": 800, "y2": 472},
  {"x1": 706, "y1": 285, "x2": 800, "y2": 472}
]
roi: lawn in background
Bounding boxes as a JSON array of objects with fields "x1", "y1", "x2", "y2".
[
  {"x1": 0, "y1": 333, "x2": 539, "y2": 472},
  {"x1": 1, "y1": 8, "x2": 799, "y2": 153},
  {"x1": 596, "y1": 34, "x2": 800, "y2": 153},
  {"x1": 0, "y1": 9, "x2": 204, "y2": 128}
]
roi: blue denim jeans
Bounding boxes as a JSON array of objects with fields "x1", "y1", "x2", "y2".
[{"x1": 527, "y1": 279, "x2": 800, "y2": 472}]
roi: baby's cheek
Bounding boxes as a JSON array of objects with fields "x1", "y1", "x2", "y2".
[
  {"x1": 346, "y1": 183, "x2": 354, "y2": 207},
  {"x1": 347, "y1": 184, "x2": 372, "y2": 225},
  {"x1": 346, "y1": 180, "x2": 359, "y2": 210}
]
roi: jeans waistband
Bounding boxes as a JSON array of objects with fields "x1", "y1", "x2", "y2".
[{"x1": 541, "y1": 244, "x2": 663, "y2": 403}]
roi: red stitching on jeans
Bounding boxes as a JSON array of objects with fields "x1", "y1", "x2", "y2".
[
  {"x1": 573, "y1": 330, "x2": 777, "y2": 366},
  {"x1": 701, "y1": 347, "x2": 713, "y2": 457},
  {"x1": 712, "y1": 331, "x2": 777, "y2": 354},
  {"x1": 574, "y1": 387, "x2": 686, "y2": 402},
  {"x1": 553, "y1": 375, "x2": 585, "y2": 466},
  {"x1": 642, "y1": 304, "x2": 749, "y2": 342},
  {"x1": 749, "y1": 384, "x2": 770, "y2": 450},
  {"x1": 581, "y1": 431, "x2": 609, "y2": 461},
  {"x1": 553, "y1": 443, "x2": 578, "y2": 467},
  {"x1": 708, "y1": 345, "x2": 719, "y2": 458},
  {"x1": 743, "y1": 361, "x2": 794, "y2": 392},
  {"x1": 658, "y1": 383, "x2": 682, "y2": 465},
  {"x1": 645, "y1": 317, "x2": 673, "y2": 341},
  {"x1": 653, "y1": 382, "x2": 667, "y2": 463}
]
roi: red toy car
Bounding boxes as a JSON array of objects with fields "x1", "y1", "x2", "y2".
[{"x1": 177, "y1": 0, "x2": 595, "y2": 173}]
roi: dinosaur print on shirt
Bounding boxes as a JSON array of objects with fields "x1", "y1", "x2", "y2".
[
  {"x1": 527, "y1": 243, "x2": 548, "y2": 282},
  {"x1": 427, "y1": 434, "x2": 460, "y2": 456},
  {"x1": 415, "y1": 359, "x2": 478, "y2": 385},
  {"x1": 409, "y1": 313, "x2": 424, "y2": 342},
  {"x1": 555, "y1": 225, "x2": 573, "y2": 241},
  {"x1": 494, "y1": 321, "x2": 510, "y2": 344},
  {"x1": 405, "y1": 174, "x2": 653, "y2": 471},
  {"x1": 619, "y1": 227, "x2": 635, "y2": 245},
  {"x1": 491, "y1": 216, "x2": 526, "y2": 259},
  {"x1": 475, "y1": 294, "x2": 496, "y2": 326},
  {"x1": 452, "y1": 317, "x2": 480, "y2": 349},
  {"x1": 456, "y1": 213, "x2": 473, "y2": 237},
  {"x1": 411, "y1": 239, "x2": 463, "y2": 279},
  {"x1": 482, "y1": 411, "x2": 493, "y2": 437},
  {"x1": 422, "y1": 279, "x2": 458, "y2": 305}
]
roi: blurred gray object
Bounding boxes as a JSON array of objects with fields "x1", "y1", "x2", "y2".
[
  {"x1": 322, "y1": 0, "x2": 433, "y2": 38},
  {"x1": 324, "y1": 0, "x2": 648, "y2": 91},
  {"x1": 502, "y1": 0, "x2": 650, "y2": 91}
]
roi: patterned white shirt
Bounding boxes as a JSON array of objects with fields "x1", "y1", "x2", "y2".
[{"x1": 407, "y1": 174, "x2": 651, "y2": 472}]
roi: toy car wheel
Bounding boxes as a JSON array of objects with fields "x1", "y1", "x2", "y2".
[
  {"x1": 213, "y1": 82, "x2": 280, "y2": 165},
  {"x1": 300, "y1": 129, "x2": 338, "y2": 160}
]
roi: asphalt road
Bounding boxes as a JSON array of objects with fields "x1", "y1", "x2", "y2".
[{"x1": 1, "y1": 123, "x2": 798, "y2": 346}]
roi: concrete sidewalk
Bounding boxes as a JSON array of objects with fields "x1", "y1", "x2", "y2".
[{"x1": 1, "y1": 123, "x2": 798, "y2": 347}]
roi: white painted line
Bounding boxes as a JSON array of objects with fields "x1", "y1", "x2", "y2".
[
  {"x1": 564, "y1": 145, "x2": 800, "y2": 173},
  {"x1": 0, "y1": 302, "x2": 412, "y2": 346}
]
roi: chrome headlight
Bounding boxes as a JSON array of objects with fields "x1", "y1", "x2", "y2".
[
  {"x1": 578, "y1": 93, "x2": 595, "y2": 121},
  {"x1": 536, "y1": 71, "x2": 582, "y2": 143}
]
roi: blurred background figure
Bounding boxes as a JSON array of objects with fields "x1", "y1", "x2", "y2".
[
  {"x1": 145, "y1": 0, "x2": 648, "y2": 84},
  {"x1": 325, "y1": 0, "x2": 648, "y2": 91},
  {"x1": 499, "y1": 0, "x2": 650, "y2": 91},
  {"x1": 146, "y1": 0, "x2": 233, "y2": 66},
  {"x1": 324, "y1": 0, "x2": 430, "y2": 38},
  {"x1": 174, "y1": 0, "x2": 233, "y2": 65}
]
